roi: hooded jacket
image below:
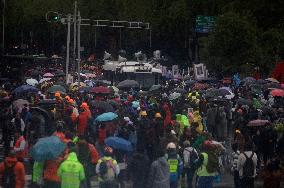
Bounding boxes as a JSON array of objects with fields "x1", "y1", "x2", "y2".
[
  {"x1": 57, "y1": 152, "x2": 85, "y2": 188},
  {"x1": 147, "y1": 157, "x2": 170, "y2": 188},
  {"x1": 0, "y1": 156, "x2": 25, "y2": 188}
]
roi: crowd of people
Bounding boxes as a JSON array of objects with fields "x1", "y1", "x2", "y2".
[{"x1": 0, "y1": 68, "x2": 283, "y2": 188}]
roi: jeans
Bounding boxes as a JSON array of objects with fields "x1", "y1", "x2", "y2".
[
  {"x1": 184, "y1": 168, "x2": 195, "y2": 188},
  {"x1": 170, "y1": 181, "x2": 178, "y2": 188},
  {"x1": 196, "y1": 176, "x2": 214, "y2": 188}
]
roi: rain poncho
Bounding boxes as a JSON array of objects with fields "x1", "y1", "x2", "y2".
[
  {"x1": 193, "y1": 111, "x2": 203, "y2": 134},
  {"x1": 57, "y1": 152, "x2": 85, "y2": 188}
]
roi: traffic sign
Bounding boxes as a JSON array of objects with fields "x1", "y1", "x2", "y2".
[{"x1": 195, "y1": 15, "x2": 216, "y2": 33}]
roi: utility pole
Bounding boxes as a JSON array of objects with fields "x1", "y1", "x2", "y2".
[
  {"x1": 73, "y1": 0, "x2": 77, "y2": 71},
  {"x1": 77, "y1": 11, "x2": 81, "y2": 85},
  {"x1": 65, "y1": 14, "x2": 71, "y2": 84},
  {"x1": 2, "y1": 0, "x2": 5, "y2": 55}
]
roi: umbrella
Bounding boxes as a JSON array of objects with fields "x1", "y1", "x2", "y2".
[
  {"x1": 95, "y1": 112, "x2": 118, "y2": 122},
  {"x1": 192, "y1": 83, "x2": 209, "y2": 90},
  {"x1": 256, "y1": 79, "x2": 267, "y2": 84},
  {"x1": 93, "y1": 80, "x2": 111, "y2": 86},
  {"x1": 78, "y1": 86, "x2": 92, "y2": 93},
  {"x1": 169, "y1": 92, "x2": 181, "y2": 100},
  {"x1": 84, "y1": 80, "x2": 95, "y2": 87},
  {"x1": 91, "y1": 86, "x2": 111, "y2": 94},
  {"x1": 13, "y1": 85, "x2": 39, "y2": 94},
  {"x1": 248, "y1": 119, "x2": 270, "y2": 127},
  {"x1": 264, "y1": 82, "x2": 281, "y2": 89},
  {"x1": 43, "y1": 73, "x2": 54, "y2": 77},
  {"x1": 205, "y1": 89, "x2": 226, "y2": 98},
  {"x1": 271, "y1": 89, "x2": 284, "y2": 97},
  {"x1": 242, "y1": 77, "x2": 256, "y2": 83},
  {"x1": 185, "y1": 80, "x2": 197, "y2": 85},
  {"x1": 265, "y1": 78, "x2": 280, "y2": 83},
  {"x1": 117, "y1": 80, "x2": 139, "y2": 89},
  {"x1": 47, "y1": 85, "x2": 66, "y2": 94},
  {"x1": 13, "y1": 99, "x2": 29, "y2": 110},
  {"x1": 54, "y1": 71, "x2": 65, "y2": 77},
  {"x1": 91, "y1": 101, "x2": 114, "y2": 112},
  {"x1": 39, "y1": 78, "x2": 52, "y2": 84},
  {"x1": 236, "y1": 98, "x2": 252, "y2": 106},
  {"x1": 30, "y1": 136, "x2": 66, "y2": 161},
  {"x1": 105, "y1": 136, "x2": 133, "y2": 152},
  {"x1": 219, "y1": 87, "x2": 232, "y2": 92},
  {"x1": 26, "y1": 78, "x2": 39, "y2": 86},
  {"x1": 173, "y1": 88, "x2": 187, "y2": 94},
  {"x1": 149, "y1": 85, "x2": 161, "y2": 92}
]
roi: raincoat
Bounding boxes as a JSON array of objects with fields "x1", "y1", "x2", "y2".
[{"x1": 57, "y1": 152, "x2": 85, "y2": 188}]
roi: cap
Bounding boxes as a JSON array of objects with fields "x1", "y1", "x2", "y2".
[
  {"x1": 171, "y1": 130, "x2": 176, "y2": 135},
  {"x1": 166, "y1": 142, "x2": 176, "y2": 149},
  {"x1": 80, "y1": 102, "x2": 88, "y2": 108},
  {"x1": 140, "y1": 111, "x2": 147, "y2": 116},
  {"x1": 155, "y1": 113, "x2": 162, "y2": 118}
]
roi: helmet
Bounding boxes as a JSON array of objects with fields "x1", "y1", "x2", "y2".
[
  {"x1": 104, "y1": 146, "x2": 113, "y2": 155},
  {"x1": 155, "y1": 113, "x2": 162, "y2": 118},
  {"x1": 166, "y1": 142, "x2": 176, "y2": 149},
  {"x1": 80, "y1": 102, "x2": 88, "y2": 108}
]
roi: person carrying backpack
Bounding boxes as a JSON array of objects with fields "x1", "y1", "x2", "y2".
[
  {"x1": 165, "y1": 142, "x2": 183, "y2": 188},
  {"x1": 0, "y1": 151, "x2": 25, "y2": 188},
  {"x1": 183, "y1": 141, "x2": 198, "y2": 188},
  {"x1": 237, "y1": 142, "x2": 257, "y2": 188},
  {"x1": 196, "y1": 141, "x2": 218, "y2": 188},
  {"x1": 96, "y1": 146, "x2": 120, "y2": 188}
]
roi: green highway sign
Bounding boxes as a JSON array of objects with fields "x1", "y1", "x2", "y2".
[{"x1": 195, "y1": 15, "x2": 216, "y2": 33}]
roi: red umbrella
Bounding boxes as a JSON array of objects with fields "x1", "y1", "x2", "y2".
[
  {"x1": 248, "y1": 119, "x2": 270, "y2": 127},
  {"x1": 270, "y1": 89, "x2": 284, "y2": 97},
  {"x1": 91, "y1": 86, "x2": 111, "y2": 94}
]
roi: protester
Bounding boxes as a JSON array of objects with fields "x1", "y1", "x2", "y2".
[
  {"x1": 0, "y1": 151, "x2": 25, "y2": 188},
  {"x1": 57, "y1": 152, "x2": 85, "y2": 188},
  {"x1": 96, "y1": 146, "x2": 120, "y2": 188},
  {"x1": 237, "y1": 142, "x2": 258, "y2": 188}
]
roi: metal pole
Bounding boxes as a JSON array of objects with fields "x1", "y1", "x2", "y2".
[
  {"x1": 77, "y1": 11, "x2": 81, "y2": 85},
  {"x1": 94, "y1": 27, "x2": 97, "y2": 47},
  {"x1": 149, "y1": 29, "x2": 152, "y2": 48},
  {"x1": 73, "y1": 0, "x2": 77, "y2": 71},
  {"x1": 65, "y1": 14, "x2": 71, "y2": 84},
  {"x1": 119, "y1": 28, "x2": 122, "y2": 49},
  {"x1": 2, "y1": 0, "x2": 5, "y2": 55}
]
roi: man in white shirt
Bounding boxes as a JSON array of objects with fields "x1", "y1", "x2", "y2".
[{"x1": 237, "y1": 142, "x2": 257, "y2": 188}]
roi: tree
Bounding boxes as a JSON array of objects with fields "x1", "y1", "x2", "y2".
[{"x1": 205, "y1": 12, "x2": 260, "y2": 75}]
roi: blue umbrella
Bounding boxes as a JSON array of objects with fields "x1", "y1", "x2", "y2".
[
  {"x1": 13, "y1": 85, "x2": 39, "y2": 95},
  {"x1": 30, "y1": 136, "x2": 66, "y2": 162},
  {"x1": 95, "y1": 112, "x2": 118, "y2": 122},
  {"x1": 105, "y1": 136, "x2": 133, "y2": 151}
]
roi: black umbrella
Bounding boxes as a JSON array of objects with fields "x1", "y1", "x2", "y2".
[
  {"x1": 117, "y1": 80, "x2": 139, "y2": 89},
  {"x1": 236, "y1": 98, "x2": 252, "y2": 106}
]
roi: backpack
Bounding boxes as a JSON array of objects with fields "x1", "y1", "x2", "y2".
[
  {"x1": 183, "y1": 147, "x2": 198, "y2": 168},
  {"x1": 242, "y1": 152, "x2": 255, "y2": 177},
  {"x1": 166, "y1": 154, "x2": 180, "y2": 182},
  {"x1": 206, "y1": 151, "x2": 219, "y2": 173},
  {"x1": 2, "y1": 162, "x2": 16, "y2": 188},
  {"x1": 99, "y1": 159, "x2": 116, "y2": 181}
]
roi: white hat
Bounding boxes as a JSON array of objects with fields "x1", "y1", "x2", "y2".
[
  {"x1": 124, "y1": 117, "x2": 130, "y2": 122},
  {"x1": 167, "y1": 142, "x2": 176, "y2": 149}
]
